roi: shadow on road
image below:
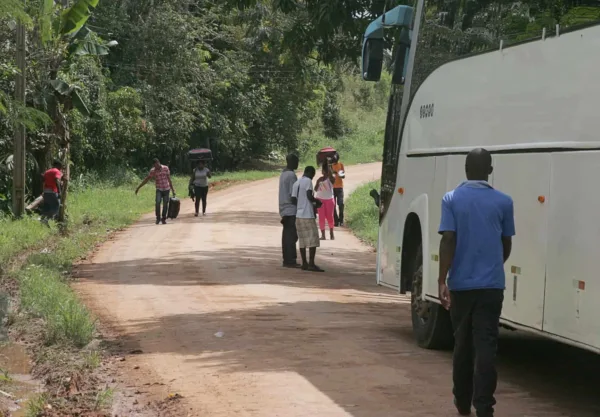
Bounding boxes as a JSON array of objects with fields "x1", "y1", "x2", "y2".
[
  {"x1": 108, "y1": 298, "x2": 600, "y2": 417},
  {"x1": 173, "y1": 210, "x2": 282, "y2": 226},
  {"x1": 75, "y1": 244, "x2": 380, "y2": 293}
]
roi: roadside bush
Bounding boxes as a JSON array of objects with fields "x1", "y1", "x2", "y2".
[{"x1": 345, "y1": 180, "x2": 380, "y2": 247}]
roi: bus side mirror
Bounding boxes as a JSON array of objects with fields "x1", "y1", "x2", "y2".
[
  {"x1": 362, "y1": 38, "x2": 384, "y2": 81},
  {"x1": 360, "y1": 5, "x2": 413, "y2": 83}
]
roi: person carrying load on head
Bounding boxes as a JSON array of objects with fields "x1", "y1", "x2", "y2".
[
  {"x1": 314, "y1": 162, "x2": 336, "y2": 241},
  {"x1": 190, "y1": 159, "x2": 211, "y2": 217},
  {"x1": 331, "y1": 152, "x2": 346, "y2": 226}
]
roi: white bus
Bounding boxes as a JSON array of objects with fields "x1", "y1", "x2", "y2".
[{"x1": 361, "y1": 1, "x2": 600, "y2": 353}]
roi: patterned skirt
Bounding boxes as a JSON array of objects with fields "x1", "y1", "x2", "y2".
[{"x1": 296, "y1": 218, "x2": 320, "y2": 249}]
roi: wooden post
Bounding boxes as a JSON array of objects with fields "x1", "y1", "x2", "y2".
[{"x1": 12, "y1": 13, "x2": 26, "y2": 217}]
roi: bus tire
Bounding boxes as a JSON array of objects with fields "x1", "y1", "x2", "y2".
[{"x1": 410, "y1": 244, "x2": 454, "y2": 350}]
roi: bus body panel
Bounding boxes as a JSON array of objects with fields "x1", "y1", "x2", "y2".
[
  {"x1": 484, "y1": 154, "x2": 550, "y2": 330},
  {"x1": 376, "y1": 23, "x2": 600, "y2": 351},
  {"x1": 378, "y1": 194, "x2": 403, "y2": 288},
  {"x1": 546, "y1": 152, "x2": 600, "y2": 349},
  {"x1": 378, "y1": 157, "x2": 435, "y2": 289},
  {"x1": 403, "y1": 25, "x2": 600, "y2": 156}
]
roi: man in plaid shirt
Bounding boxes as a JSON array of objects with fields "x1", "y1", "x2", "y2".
[{"x1": 136, "y1": 158, "x2": 176, "y2": 224}]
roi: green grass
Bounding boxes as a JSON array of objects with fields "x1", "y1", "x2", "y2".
[
  {"x1": 210, "y1": 170, "x2": 279, "y2": 188},
  {"x1": 18, "y1": 265, "x2": 96, "y2": 347},
  {"x1": 93, "y1": 387, "x2": 114, "y2": 411},
  {"x1": 300, "y1": 107, "x2": 386, "y2": 166},
  {"x1": 25, "y1": 393, "x2": 48, "y2": 417},
  {"x1": 345, "y1": 180, "x2": 380, "y2": 247},
  {"x1": 0, "y1": 217, "x2": 54, "y2": 266},
  {"x1": 2, "y1": 169, "x2": 275, "y2": 348}
]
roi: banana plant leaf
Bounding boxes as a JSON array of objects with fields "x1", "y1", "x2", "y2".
[{"x1": 60, "y1": 0, "x2": 99, "y2": 37}]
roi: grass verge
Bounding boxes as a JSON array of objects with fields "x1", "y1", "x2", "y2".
[
  {"x1": 345, "y1": 180, "x2": 380, "y2": 247},
  {"x1": 3, "y1": 170, "x2": 278, "y2": 346},
  {"x1": 0, "y1": 169, "x2": 278, "y2": 415}
]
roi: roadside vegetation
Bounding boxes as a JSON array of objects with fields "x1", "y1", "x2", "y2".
[
  {"x1": 0, "y1": 170, "x2": 282, "y2": 414},
  {"x1": 0, "y1": 0, "x2": 390, "y2": 414},
  {"x1": 345, "y1": 180, "x2": 381, "y2": 247}
]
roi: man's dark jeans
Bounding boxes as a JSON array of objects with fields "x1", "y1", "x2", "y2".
[
  {"x1": 281, "y1": 215, "x2": 298, "y2": 265},
  {"x1": 155, "y1": 189, "x2": 170, "y2": 220},
  {"x1": 450, "y1": 289, "x2": 504, "y2": 417}
]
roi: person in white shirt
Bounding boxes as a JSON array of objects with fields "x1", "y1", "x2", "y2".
[
  {"x1": 291, "y1": 166, "x2": 324, "y2": 272},
  {"x1": 314, "y1": 163, "x2": 336, "y2": 241},
  {"x1": 189, "y1": 160, "x2": 211, "y2": 217}
]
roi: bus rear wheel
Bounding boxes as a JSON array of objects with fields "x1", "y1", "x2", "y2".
[{"x1": 409, "y1": 244, "x2": 454, "y2": 350}]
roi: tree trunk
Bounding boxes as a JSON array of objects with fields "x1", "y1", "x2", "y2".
[
  {"x1": 55, "y1": 99, "x2": 70, "y2": 223},
  {"x1": 57, "y1": 139, "x2": 69, "y2": 223}
]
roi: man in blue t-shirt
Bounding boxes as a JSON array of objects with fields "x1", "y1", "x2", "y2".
[{"x1": 438, "y1": 148, "x2": 515, "y2": 417}]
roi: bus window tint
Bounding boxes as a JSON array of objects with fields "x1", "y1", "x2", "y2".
[
  {"x1": 411, "y1": 0, "x2": 600, "y2": 99},
  {"x1": 380, "y1": 85, "x2": 404, "y2": 220},
  {"x1": 558, "y1": 1, "x2": 600, "y2": 33}
]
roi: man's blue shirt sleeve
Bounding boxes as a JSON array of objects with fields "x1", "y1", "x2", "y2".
[
  {"x1": 502, "y1": 198, "x2": 516, "y2": 237},
  {"x1": 439, "y1": 193, "x2": 456, "y2": 233}
]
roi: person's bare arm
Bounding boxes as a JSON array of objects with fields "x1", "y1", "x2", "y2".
[
  {"x1": 502, "y1": 236, "x2": 512, "y2": 262},
  {"x1": 168, "y1": 173, "x2": 176, "y2": 195},
  {"x1": 207, "y1": 168, "x2": 212, "y2": 178},
  {"x1": 439, "y1": 232, "x2": 456, "y2": 282},
  {"x1": 291, "y1": 182, "x2": 299, "y2": 205},
  {"x1": 314, "y1": 177, "x2": 323, "y2": 192},
  {"x1": 438, "y1": 231, "x2": 456, "y2": 310},
  {"x1": 306, "y1": 189, "x2": 316, "y2": 203},
  {"x1": 327, "y1": 171, "x2": 335, "y2": 184},
  {"x1": 55, "y1": 177, "x2": 62, "y2": 197},
  {"x1": 135, "y1": 175, "x2": 151, "y2": 195}
]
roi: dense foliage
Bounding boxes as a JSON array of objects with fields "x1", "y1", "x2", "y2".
[{"x1": 0, "y1": 0, "x2": 394, "y2": 214}]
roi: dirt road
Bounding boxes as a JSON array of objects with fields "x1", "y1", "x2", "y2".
[{"x1": 76, "y1": 162, "x2": 600, "y2": 417}]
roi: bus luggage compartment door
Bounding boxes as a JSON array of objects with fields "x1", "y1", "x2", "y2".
[{"x1": 493, "y1": 154, "x2": 550, "y2": 330}]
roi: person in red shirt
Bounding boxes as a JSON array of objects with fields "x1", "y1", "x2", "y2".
[{"x1": 42, "y1": 160, "x2": 63, "y2": 220}]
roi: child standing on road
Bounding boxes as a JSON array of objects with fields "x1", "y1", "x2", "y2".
[{"x1": 314, "y1": 163, "x2": 336, "y2": 240}]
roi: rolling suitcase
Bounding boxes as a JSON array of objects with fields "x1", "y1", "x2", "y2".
[{"x1": 167, "y1": 197, "x2": 180, "y2": 219}]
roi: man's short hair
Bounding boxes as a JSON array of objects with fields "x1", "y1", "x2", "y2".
[
  {"x1": 52, "y1": 159, "x2": 63, "y2": 169},
  {"x1": 304, "y1": 166, "x2": 316, "y2": 176},
  {"x1": 286, "y1": 153, "x2": 299, "y2": 164},
  {"x1": 153, "y1": 158, "x2": 160, "y2": 164}
]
